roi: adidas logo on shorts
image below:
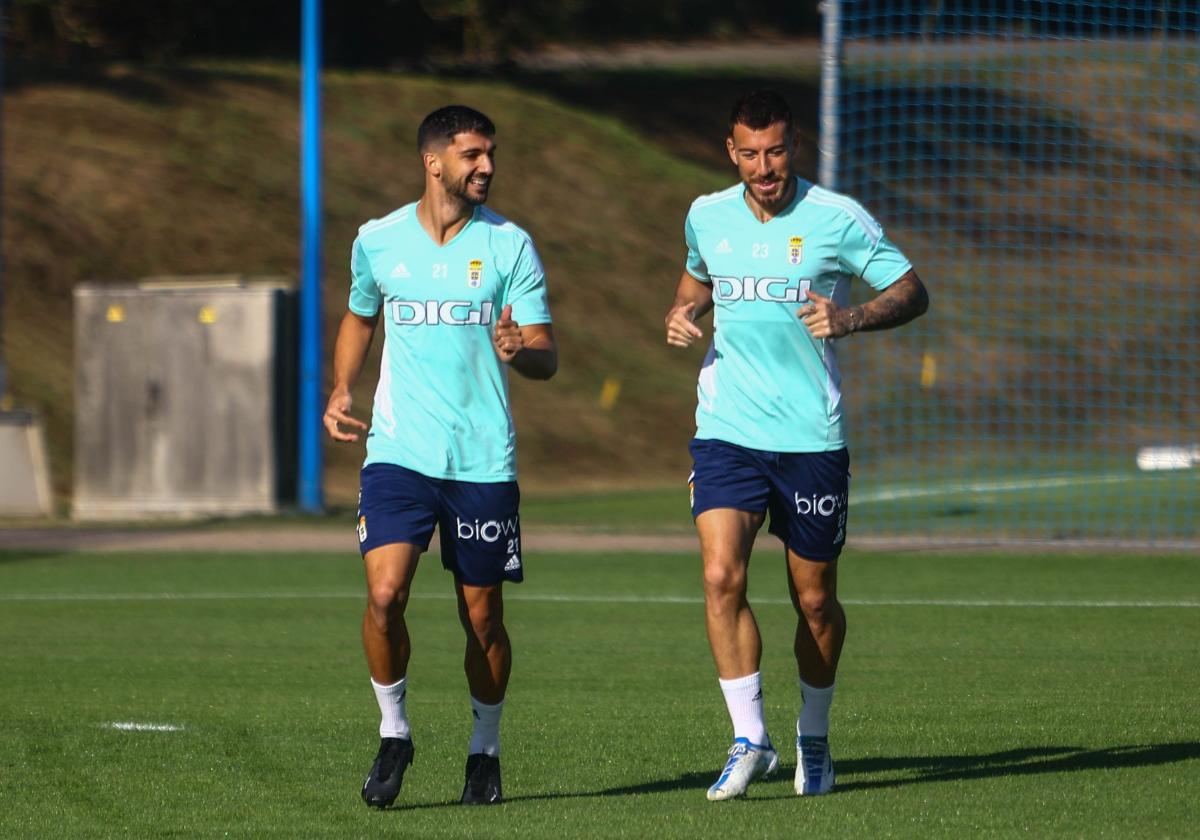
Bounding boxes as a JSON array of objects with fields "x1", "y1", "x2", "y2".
[{"x1": 504, "y1": 555, "x2": 521, "y2": 572}]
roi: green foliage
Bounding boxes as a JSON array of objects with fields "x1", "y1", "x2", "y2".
[{"x1": 3, "y1": 1, "x2": 819, "y2": 65}]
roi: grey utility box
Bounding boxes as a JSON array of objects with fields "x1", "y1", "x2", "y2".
[
  {"x1": 73, "y1": 278, "x2": 297, "y2": 519},
  {"x1": 0, "y1": 410, "x2": 54, "y2": 516}
]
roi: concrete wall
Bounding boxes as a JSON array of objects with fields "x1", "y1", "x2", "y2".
[
  {"x1": 73, "y1": 281, "x2": 296, "y2": 519},
  {"x1": 0, "y1": 411, "x2": 54, "y2": 516}
]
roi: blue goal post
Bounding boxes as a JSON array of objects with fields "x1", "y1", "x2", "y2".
[{"x1": 821, "y1": 1, "x2": 1198, "y2": 545}]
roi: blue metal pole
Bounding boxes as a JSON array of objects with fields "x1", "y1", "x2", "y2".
[{"x1": 298, "y1": 0, "x2": 324, "y2": 511}]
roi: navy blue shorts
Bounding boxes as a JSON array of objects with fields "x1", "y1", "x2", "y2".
[
  {"x1": 357, "y1": 463, "x2": 523, "y2": 586},
  {"x1": 688, "y1": 438, "x2": 850, "y2": 561}
]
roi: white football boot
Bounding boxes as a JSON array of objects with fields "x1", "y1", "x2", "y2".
[
  {"x1": 706, "y1": 737, "x2": 779, "y2": 801},
  {"x1": 795, "y1": 734, "x2": 835, "y2": 795}
]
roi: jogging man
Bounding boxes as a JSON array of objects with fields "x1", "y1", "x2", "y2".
[
  {"x1": 324, "y1": 105, "x2": 557, "y2": 808},
  {"x1": 665, "y1": 89, "x2": 928, "y2": 800}
]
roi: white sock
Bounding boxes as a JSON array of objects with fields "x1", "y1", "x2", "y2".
[
  {"x1": 798, "y1": 679, "x2": 835, "y2": 738},
  {"x1": 371, "y1": 677, "x2": 410, "y2": 739},
  {"x1": 468, "y1": 696, "x2": 504, "y2": 757},
  {"x1": 719, "y1": 672, "x2": 769, "y2": 746}
]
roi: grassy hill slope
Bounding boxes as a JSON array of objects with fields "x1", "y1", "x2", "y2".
[
  {"x1": 4, "y1": 63, "x2": 763, "y2": 505},
  {"x1": 12, "y1": 57, "x2": 1190, "y2": 535}
]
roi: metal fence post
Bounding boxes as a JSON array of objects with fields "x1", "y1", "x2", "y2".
[{"x1": 818, "y1": 0, "x2": 842, "y2": 190}]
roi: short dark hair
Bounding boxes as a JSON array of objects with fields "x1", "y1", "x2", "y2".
[
  {"x1": 729, "y1": 89, "x2": 793, "y2": 135},
  {"x1": 417, "y1": 105, "x2": 495, "y2": 153}
]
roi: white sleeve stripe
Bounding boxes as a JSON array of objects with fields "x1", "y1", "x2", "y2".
[
  {"x1": 691, "y1": 184, "x2": 743, "y2": 209},
  {"x1": 479, "y1": 207, "x2": 537, "y2": 250},
  {"x1": 480, "y1": 206, "x2": 518, "y2": 233},
  {"x1": 359, "y1": 210, "x2": 409, "y2": 235},
  {"x1": 479, "y1": 206, "x2": 507, "y2": 227},
  {"x1": 806, "y1": 188, "x2": 883, "y2": 246}
]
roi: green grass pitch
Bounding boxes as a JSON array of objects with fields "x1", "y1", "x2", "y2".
[{"x1": 1, "y1": 548, "x2": 1197, "y2": 837}]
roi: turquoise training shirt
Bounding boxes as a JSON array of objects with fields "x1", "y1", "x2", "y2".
[
  {"x1": 684, "y1": 177, "x2": 912, "y2": 452},
  {"x1": 349, "y1": 202, "x2": 552, "y2": 481}
]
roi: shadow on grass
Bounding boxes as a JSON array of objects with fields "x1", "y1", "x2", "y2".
[
  {"x1": 386, "y1": 741, "x2": 1200, "y2": 809},
  {"x1": 834, "y1": 742, "x2": 1200, "y2": 792}
]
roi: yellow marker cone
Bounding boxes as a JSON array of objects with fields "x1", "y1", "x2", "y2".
[
  {"x1": 921, "y1": 352, "x2": 937, "y2": 389},
  {"x1": 599, "y1": 377, "x2": 621, "y2": 410}
]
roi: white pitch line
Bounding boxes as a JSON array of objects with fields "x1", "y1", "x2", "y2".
[
  {"x1": 2, "y1": 591, "x2": 1197, "y2": 608},
  {"x1": 843, "y1": 598, "x2": 1200, "y2": 608},
  {"x1": 854, "y1": 473, "x2": 1136, "y2": 504},
  {"x1": 524, "y1": 595, "x2": 1200, "y2": 609},
  {"x1": 106, "y1": 722, "x2": 184, "y2": 732}
]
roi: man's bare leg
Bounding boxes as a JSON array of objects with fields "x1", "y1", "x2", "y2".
[
  {"x1": 362, "y1": 542, "x2": 422, "y2": 682},
  {"x1": 786, "y1": 548, "x2": 844, "y2": 796},
  {"x1": 359, "y1": 542, "x2": 422, "y2": 807},
  {"x1": 697, "y1": 508, "x2": 764, "y2": 678},
  {"x1": 696, "y1": 508, "x2": 779, "y2": 800},
  {"x1": 456, "y1": 581, "x2": 510, "y2": 805},
  {"x1": 456, "y1": 581, "x2": 511, "y2": 705},
  {"x1": 785, "y1": 550, "x2": 845, "y2": 689}
]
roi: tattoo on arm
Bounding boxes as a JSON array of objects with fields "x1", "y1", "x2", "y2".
[{"x1": 856, "y1": 271, "x2": 929, "y2": 332}]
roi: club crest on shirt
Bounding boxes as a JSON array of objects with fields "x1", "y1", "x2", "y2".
[
  {"x1": 788, "y1": 236, "x2": 804, "y2": 265},
  {"x1": 468, "y1": 259, "x2": 484, "y2": 288}
]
